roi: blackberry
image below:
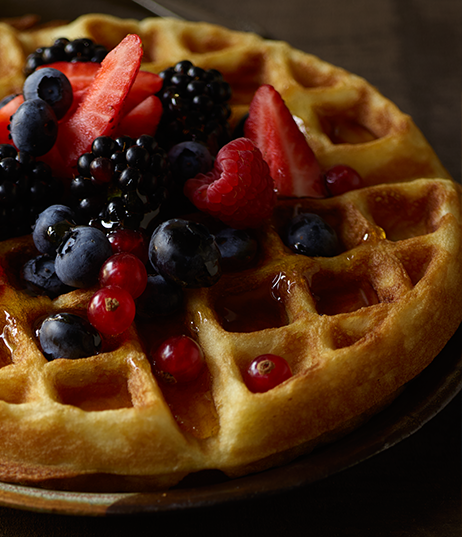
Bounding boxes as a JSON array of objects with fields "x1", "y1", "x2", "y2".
[
  {"x1": 0, "y1": 144, "x2": 62, "y2": 240},
  {"x1": 155, "y1": 61, "x2": 232, "y2": 154},
  {"x1": 24, "y1": 37, "x2": 109, "y2": 77},
  {"x1": 68, "y1": 134, "x2": 171, "y2": 230}
]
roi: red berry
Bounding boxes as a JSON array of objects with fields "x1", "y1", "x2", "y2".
[
  {"x1": 88, "y1": 285, "x2": 136, "y2": 335},
  {"x1": 324, "y1": 164, "x2": 363, "y2": 196},
  {"x1": 244, "y1": 354, "x2": 292, "y2": 393},
  {"x1": 99, "y1": 252, "x2": 147, "y2": 299},
  {"x1": 151, "y1": 335, "x2": 204, "y2": 384},
  {"x1": 107, "y1": 228, "x2": 149, "y2": 264},
  {"x1": 184, "y1": 137, "x2": 276, "y2": 229},
  {"x1": 245, "y1": 84, "x2": 326, "y2": 198}
]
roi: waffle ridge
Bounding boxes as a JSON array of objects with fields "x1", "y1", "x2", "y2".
[{"x1": 0, "y1": 14, "x2": 459, "y2": 491}]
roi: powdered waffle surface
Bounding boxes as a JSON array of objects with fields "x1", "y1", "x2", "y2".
[{"x1": 0, "y1": 14, "x2": 459, "y2": 491}]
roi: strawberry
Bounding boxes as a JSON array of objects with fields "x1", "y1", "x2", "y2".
[
  {"x1": 122, "y1": 70, "x2": 163, "y2": 115},
  {"x1": 116, "y1": 94, "x2": 163, "y2": 139},
  {"x1": 244, "y1": 84, "x2": 326, "y2": 198},
  {"x1": 184, "y1": 137, "x2": 276, "y2": 229},
  {"x1": 57, "y1": 34, "x2": 143, "y2": 172},
  {"x1": 0, "y1": 94, "x2": 23, "y2": 144}
]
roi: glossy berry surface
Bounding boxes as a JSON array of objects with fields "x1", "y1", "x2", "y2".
[
  {"x1": 244, "y1": 354, "x2": 292, "y2": 393},
  {"x1": 38, "y1": 312, "x2": 102, "y2": 360},
  {"x1": 214, "y1": 227, "x2": 258, "y2": 272},
  {"x1": 55, "y1": 225, "x2": 113, "y2": 288},
  {"x1": 22, "y1": 255, "x2": 74, "y2": 298},
  {"x1": 107, "y1": 228, "x2": 149, "y2": 264},
  {"x1": 23, "y1": 67, "x2": 73, "y2": 120},
  {"x1": 87, "y1": 285, "x2": 136, "y2": 335},
  {"x1": 285, "y1": 213, "x2": 339, "y2": 257},
  {"x1": 324, "y1": 164, "x2": 363, "y2": 196},
  {"x1": 151, "y1": 335, "x2": 204, "y2": 384},
  {"x1": 32, "y1": 204, "x2": 76, "y2": 256},
  {"x1": 136, "y1": 273, "x2": 184, "y2": 319},
  {"x1": 10, "y1": 99, "x2": 58, "y2": 156},
  {"x1": 149, "y1": 218, "x2": 222, "y2": 288},
  {"x1": 99, "y1": 252, "x2": 148, "y2": 299}
]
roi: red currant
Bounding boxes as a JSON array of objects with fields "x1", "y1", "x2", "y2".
[
  {"x1": 99, "y1": 252, "x2": 147, "y2": 299},
  {"x1": 88, "y1": 285, "x2": 136, "y2": 335},
  {"x1": 107, "y1": 228, "x2": 149, "y2": 264},
  {"x1": 151, "y1": 335, "x2": 204, "y2": 384},
  {"x1": 324, "y1": 164, "x2": 363, "y2": 196},
  {"x1": 244, "y1": 354, "x2": 292, "y2": 393}
]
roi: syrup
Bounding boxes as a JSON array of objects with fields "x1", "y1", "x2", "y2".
[
  {"x1": 311, "y1": 276, "x2": 379, "y2": 315},
  {"x1": 216, "y1": 275, "x2": 289, "y2": 333}
]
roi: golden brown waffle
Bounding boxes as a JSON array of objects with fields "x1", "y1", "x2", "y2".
[{"x1": 0, "y1": 14, "x2": 459, "y2": 492}]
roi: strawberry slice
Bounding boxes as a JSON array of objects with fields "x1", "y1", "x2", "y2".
[
  {"x1": 57, "y1": 34, "x2": 143, "y2": 172},
  {"x1": 245, "y1": 84, "x2": 325, "y2": 198},
  {"x1": 122, "y1": 70, "x2": 163, "y2": 115},
  {"x1": 116, "y1": 94, "x2": 163, "y2": 139},
  {"x1": 0, "y1": 94, "x2": 23, "y2": 144}
]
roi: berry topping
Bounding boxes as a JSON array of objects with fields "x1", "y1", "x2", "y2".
[
  {"x1": 10, "y1": 99, "x2": 58, "y2": 156},
  {"x1": 136, "y1": 273, "x2": 184, "y2": 318},
  {"x1": 285, "y1": 213, "x2": 339, "y2": 257},
  {"x1": 244, "y1": 354, "x2": 292, "y2": 393},
  {"x1": 168, "y1": 141, "x2": 213, "y2": 182},
  {"x1": 22, "y1": 255, "x2": 74, "y2": 298},
  {"x1": 184, "y1": 137, "x2": 276, "y2": 229},
  {"x1": 32, "y1": 204, "x2": 76, "y2": 256},
  {"x1": 54, "y1": 225, "x2": 113, "y2": 288},
  {"x1": 214, "y1": 227, "x2": 258, "y2": 271},
  {"x1": 38, "y1": 312, "x2": 102, "y2": 361},
  {"x1": 149, "y1": 218, "x2": 222, "y2": 288},
  {"x1": 107, "y1": 227, "x2": 149, "y2": 264},
  {"x1": 324, "y1": 164, "x2": 363, "y2": 196},
  {"x1": 23, "y1": 67, "x2": 73, "y2": 120},
  {"x1": 245, "y1": 84, "x2": 325, "y2": 198},
  {"x1": 69, "y1": 134, "x2": 169, "y2": 229},
  {"x1": 57, "y1": 34, "x2": 144, "y2": 171},
  {"x1": 24, "y1": 37, "x2": 108, "y2": 76},
  {"x1": 99, "y1": 252, "x2": 148, "y2": 299},
  {"x1": 156, "y1": 60, "x2": 232, "y2": 153},
  {"x1": 151, "y1": 335, "x2": 204, "y2": 384},
  {"x1": 87, "y1": 285, "x2": 136, "y2": 336}
]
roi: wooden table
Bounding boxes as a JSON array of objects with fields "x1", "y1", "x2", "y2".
[{"x1": 0, "y1": 0, "x2": 460, "y2": 534}]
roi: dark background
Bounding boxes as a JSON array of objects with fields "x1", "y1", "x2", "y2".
[{"x1": 0, "y1": 0, "x2": 460, "y2": 535}]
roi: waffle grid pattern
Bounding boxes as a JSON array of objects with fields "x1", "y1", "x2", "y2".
[{"x1": 0, "y1": 15, "x2": 458, "y2": 490}]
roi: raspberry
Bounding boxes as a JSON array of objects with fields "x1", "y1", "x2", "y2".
[{"x1": 184, "y1": 137, "x2": 276, "y2": 229}]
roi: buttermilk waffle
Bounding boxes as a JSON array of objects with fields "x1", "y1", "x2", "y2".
[{"x1": 0, "y1": 14, "x2": 459, "y2": 492}]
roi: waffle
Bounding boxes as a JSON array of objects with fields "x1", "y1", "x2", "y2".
[{"x1": 0, "y1": 14, "x2": 459, "y2": 492}]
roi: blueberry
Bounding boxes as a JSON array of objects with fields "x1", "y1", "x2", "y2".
[
  {"x1": 33, "y1": 204, "x2": 76, "y2": 256},
  {"x1": 22, "y1": 255, "x2": 74, "y2": 298},
  {"x1": 214, "y1": 227, "x2": 258, "y2": 271},
  {"x1": 55, "y1": 226, "x2": 113, "y2": 288},
  {"x1": 10, "y1": 99, "x2": 58, "y2": 156},
  {"x1": 136, "y1": 273, "x2": 184, "y2": 318},
  {"x1": 168, "y1": 141, "x2": 213, "y2": 182},
  {"x1": 23, "y1": 67, "x2": 73, "y2": 120},
  {"x1": 38, "y1": 312, "x2": 102, "y2": 360},
  {"x1": 285, "y1": 213, "x2": 339, "y2": 257},
  {"x1": 149, "y1": 218, "x2": 222, "y2": 288}
]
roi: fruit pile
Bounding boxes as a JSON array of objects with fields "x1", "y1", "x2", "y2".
[{"x1": 2, "y1": 33, "x2": 364, "y2": 393}]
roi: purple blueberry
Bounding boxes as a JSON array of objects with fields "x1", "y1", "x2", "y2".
[
  {"x1": 10, "y1": 99, "x2": 58, "y2": 156},
  {"x1": 22, "y1": 255, "x2": 74, "y2": 298},
  {"x1": 55, "y1": 226, "x2": 113, "y2": 288},
  {"x1": 136, "y1": 273, "x2": 184, "y2": 318},
  {"x1": 33, "y1": 204, "x2": 76, "y2": 256},
  {"x1": 38, "y1": 312, "x2": 102, "y2": 360},
  {"x1": 285, "y1": 213, "x2": 339, "y2": 257},
  {"x1": 23, "y1": 67, "x2": 73, "y2": 120}
]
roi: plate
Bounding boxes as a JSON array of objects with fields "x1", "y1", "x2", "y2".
[{"x1": 0, "y1": 324, "x2": 460, "y2": 516}]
